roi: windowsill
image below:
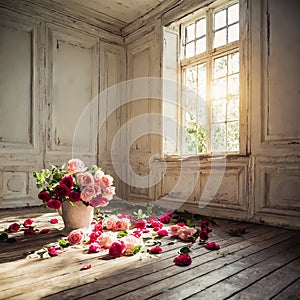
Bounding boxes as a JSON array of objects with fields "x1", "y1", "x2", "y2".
[{"x1": 158, "y1": 153, "x2": 250, "y2": 162}]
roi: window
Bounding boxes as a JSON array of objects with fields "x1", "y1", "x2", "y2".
[{"x1": 163, "y1": 1, "x2": 243, "y2": 155}]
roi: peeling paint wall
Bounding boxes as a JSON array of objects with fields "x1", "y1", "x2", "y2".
[{"x1": 0, "y1": 1, "x2": 125, "y2": 207}]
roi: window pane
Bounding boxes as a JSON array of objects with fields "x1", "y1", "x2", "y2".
[
  {"x1": 185, "y1": 66, "x2": 197, "y2": 90},
  {"x1": 198, "y1": 63, "x2": 206, "y2": 99},
  {"x1": 213, "y1": 77, "x2": 227, "y2": 99},
  {"x1": 228, "y1": 3, "x2": 239, "y2": 24},
  {"x1": 212, "y1": 99, "x2": 226, "y2": 123},
  {"x1": 228, "y1": 52, "x2": 239, "y2": 74},
  {"x1": 196, "y1": 37, "x2": 206, "y2": 55},
  {"x1": 214, "y1": 10, "x2": 226, "y2": 30},
  {"x1": 228, "y1": 73, "x2": 239, "y2": 96},
  {"x1": 227, "y1": 96, "x2": 239, "y2": 121},
  {"x1": 228, "y1": 23, "x2": 239, "y2": 43},
  {"x1": 227, "y1": 121, "x2": 239, "y2": 152},
  {"x1": 185, "y1": 42, "x2": 195, "y2": 58},
  {"x1": 214, "y1": 55, "x2": 227, "y2": 79},
  {"x1": 186, "y1": 24, "x2": 195, "y2": 43},
  {"x1": 211, "y1": 123, "x2": 226, "y2": 152},
  {"x1": 196, "y1": 18, "x2": 206, "y2": 37},
  {"x1": 214, "y1": 29, "x2": 227, "y2": 48}
]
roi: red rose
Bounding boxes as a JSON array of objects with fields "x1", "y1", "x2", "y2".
[
  {"x1": 69, "y1": 191, "x2": 81, "y2": 202},
  {"x1": 61, "y1": 175, "x2": 73, "y2": 188},
  {"x1": 151, "y1": 220, "x2": 163, "y2": 229},
  {"x1": 40, "y1": 228, "x2": 51, "y2": 234},
  {"x1": 132, "y1": 230, "x2": 142, "y2": 238},
  {"x1": 80, "y1": 264, "x2": 91, "y2": 271},
  {"x1": 89, "y1": 196, "x2": 109, "y2": 207},
  {"x1": 150, "y1": 246, "x2": 162, "y2": 254},
  {"x1": 93, "y1": 221, "x2": 103, "y2": 233},
  {"x1": 88, "y1": 231, "x2": 101, "y2": 244},
  {"x1": 200, "y1": 219, "x2": 211, "y2": 230},
  {"x1": 8, "y1": 222, "x2": 20, "y2": 233},
  {"x1": 157, "y1": 229, "x2": 168, "y2": 237},
  {"x1": 135, "y1": 219, "x2": 147, "y2": 230},
  {"x1": 88, "y1": 243, "x2": 100, "y2": 253},
  {"x1": 47, "y1": 199, "x2": 62, "y2": 210},
  {"x1": 159, "y1": 215, "x2": 171, "y2": 224},
  {"x1": 23, "y1": 218, "x2": 34, "y2": 228},
  {"x1": 205, "y1": 241, "x2": 220, "y2": 250},
  {"x1": 109, "y1": 241, "x2": 125, "y2": 258},
  {"x1": 177, "y1": 222, "x2": 186, "y2": 227},
  {"x1": 38, "y1": 190, "x2": 51, "y2": 202},
  {"x1": 48, "y1": 247, "x2": 60, "y2": 256},
  {"x1": 173, "y1": 253, "x2": 192, "y2": 266},
  {"x1": 199, "y1": 230, "x2": 209, "y2": 241},
  {"x1": 49, "y1": 218, "x2": 58, "y2": 224},
  {"x1": 24, "y1": 227, "x2": 36, "y2": 235},
  {"x1": 67, "y1": 229, "x2": 84, "y2": 245},
  {"x1": 55, "y1": 184, "x2": 71, "y2": 198}
]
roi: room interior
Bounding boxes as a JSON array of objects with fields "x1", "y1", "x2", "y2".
[{"x1": 0, "y1": 0, "x2": 299, "y2": 298}]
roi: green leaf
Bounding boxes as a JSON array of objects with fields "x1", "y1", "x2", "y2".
[
  {"x1": 117, "y1": 231, "x2": 128, "y2": 238},
  {"x1": 59, "y1": 239, "x2": 69, "y2": 248},
  {"x1": 0, "y1": 233, "x2": 8, "y2": 241},
  {"x1": 179, "y1": 246, "x2": 191, "y2": 254},
  {"x1": 132, "y1": 245, "x2": 142, "y2": 255}
]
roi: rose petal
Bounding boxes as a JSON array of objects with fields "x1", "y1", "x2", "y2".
[{"x1": 80, "y1": 264, "x2": 92, "y2": 271}]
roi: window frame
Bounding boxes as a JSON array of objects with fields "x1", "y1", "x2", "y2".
[{"x1": 163, "y1": 0, "x2": 249, "y2": 158}]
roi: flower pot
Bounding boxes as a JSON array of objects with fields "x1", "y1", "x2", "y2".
[{"x1": 58, "y1": 201, "x2": 94, "y2": 235}]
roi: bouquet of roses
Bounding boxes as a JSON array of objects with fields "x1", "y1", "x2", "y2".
[{"x1": 33, "y1": 159, "x2": 115, "y2": 210}]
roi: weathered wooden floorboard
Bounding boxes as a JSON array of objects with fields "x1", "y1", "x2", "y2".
[
  {"x1": 97, "y1": 232, "x2": 300, "y2": 300},
  {"x1": 227, "y1": 258, "x2": 300, "y2": 299},
  {"x1": 184, "y1": 241, "x2": 300, "y2": 299},
  {"x1": 60, "y1": 229, "x2": 289, "y2": 299},
  {"x1": 42, "y1": 223, "x2": 267, "y2": 299},
  {"x1": 271, "y1": 277, "x2": 300, "y2": 300},
  {"x1": 1, "y1": 207, "x2": 299, "y2": 300}
]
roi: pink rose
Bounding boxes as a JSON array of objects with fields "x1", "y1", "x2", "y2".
[
  {"x1": 102, "y1": 217, "x2": 116, "y2": 230},
  {"x1": 88, "y1": 243, "x2": 100, "y2": 253},
  {"x1": 47, "y1": 199, "x2": 62, "y2": 210},
  {"x1": 177, "y1": 227, "x2": 197, "y2": 241},
  {"x1": 77, "y1": 172, "x2": 94, "y2": 186},
  {"x1": 69, "y1": 191, "x2": 81, "y2": 202},
  {"x1": 169, "y1": 224, "x2": 180, "y2": 236},
  {"x1": 48, "y1": 247, "x2": 60, "y2": 256},
  {"x1": 150, "y1": 246, "x2": 162, "y2": 254},
  {"x1": 173, "y1": 253, "x2": 192, "y2": 266},
  {"x1": 80, "y1": 186, "x2": 95, "y2": 202},
  {"x1": 89, "y1": 196, "x2": 109, "y2": 207},
  {"x1": 114, "y1": 219, "x2": 130, "y2": 231},
  {"x1": 199, "y1": 230, "x2": 209, "y2": 241},
  {"x1": 148, "y1": 215, "x2": 158, "y2": 222},
  {"x1": 205, "y1": 241, "x2": 220, "y2": 250},
  {"x1": 100, "y1": 175, "x2": 114, "y2": 188},
  {"x1": 157, "y1": 229, "x2": 168, "y2": 237},
  {"x1": 8, "y1": 222, "x2": 20, "y2": 233},
  {"x1": 121, "y1": 235, "x2": 142, "y2": 255},
  {"x1": 67, "y1": 229, "x2": 84, "y2": 245},
  {"x1": 102, "y1": 186, "x2": 116, "y2": 200},
  {"x1": 135, "y1": 219, "x2": 147, "y2": 230},
  {"x1": 49, "y1": 218, "x2": 58, "y2": 224},
  {"x1": 159, "y1": 215, "x2": 171, "y2": 224},
  {"x1": 61, "y1": 175, "x2": 73, "y2": 188},
  {"x1": 68, "y1": 159, "x2": 86, "y2": 174},
  {"x1": 109, "y1": 241, "x2": 125, "y2": 258},
  {"x1": 23, "y1": 218, "x2": 34, "y2": 228},
  {"x1": 38, "y1": 190, "x2": 51, "y2": 202},
  {"x1": 97, "y1": 232, "x2": 118, "y2": 248},
  {"x1": 93, "y1": 170, "x2": 104, "y2": 184}
]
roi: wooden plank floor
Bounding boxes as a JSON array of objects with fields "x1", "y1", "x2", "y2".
[{"x1": 0, "y1": 207, "x2": 299, "y2": 300}]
